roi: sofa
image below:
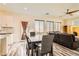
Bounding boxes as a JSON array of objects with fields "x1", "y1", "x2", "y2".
[{"x1": 49, "y1": 32, "x2": 78, "y2": 50}]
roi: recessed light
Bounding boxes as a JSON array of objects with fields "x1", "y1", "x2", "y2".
[
  {"x1": 24, "y1": 8, "x2": 28, "y2": 10},
  {"x1": 2, "y1": 3, "x2": 7, "y2": 5},
  {"x1": 45, "y1": 12, "x2": 49, "y2": 15}
]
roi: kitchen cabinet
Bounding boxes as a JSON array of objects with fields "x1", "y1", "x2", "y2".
[{"x1": 0, "y1": 16, "x2": 14, "y2": 27}]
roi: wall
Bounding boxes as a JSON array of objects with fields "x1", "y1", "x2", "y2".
[
  {"x1": 62, "y1": 19, "x2": 73, "y2": 33},
  {"x1": 63, "y1": 17, "x2": 79, "y2": 37}
]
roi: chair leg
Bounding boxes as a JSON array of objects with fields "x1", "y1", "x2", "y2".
[
  {"x1": 26, "y1": 49, "x2": 30, "y2": 56},
  {"x1": 31, "y1": 49, "x2": 33, "y2": 56},
  {"x1": 36, "y1": 49, "x2": 38, "y2": 56},
  {"x1": 35, "y1": 47, "x2": 39, "y2": 56},
  {"x1": 28, "y1": 51, "x2": 29, "y2": 56},
  {"x1": 49, "y1": 52, "x2": 53, "y2": 56}
]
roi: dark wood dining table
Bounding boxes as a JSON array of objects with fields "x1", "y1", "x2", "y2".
[
  {"x1": 28, "y1": 40, "x2": 53, "y2": 56},
  {"x1": 28, "y1": 40, "x2": 42, "y2": 56}
]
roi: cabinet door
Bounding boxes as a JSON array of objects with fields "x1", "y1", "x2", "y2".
[
  {"x1": 6, "y1": 16, "x2": 14, "y2": 27},
  {"x1": 63, "y1": 26, "x2": 68, "y2": 33},
  {"x1": 1, "y1": 16, "x2": 14, "y2": 27},
  {"x1": 0, "y1": 39, "x2": 1, "y2": 55},
  {"x1": 1, "y1": 38, "x2": 6, "y2": 56}
]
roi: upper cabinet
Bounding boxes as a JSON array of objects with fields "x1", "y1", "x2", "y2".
[
  {"x1": 0, "y1": 16, "x2": 15, "y2": 33},
  {"x1": 0, "y1": 16, "x2": 14, "y2": 27}
]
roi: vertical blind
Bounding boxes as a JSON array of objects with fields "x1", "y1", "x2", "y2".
[
  {"x1": 35, "y1": 20, "x2": 44, "y2": 33},
  {"x1": 46, "y1": 21, "x2": 54, "y2": 32},
  {"x1": 35, "y1": 20, "x2": 61, "y2": 33}
]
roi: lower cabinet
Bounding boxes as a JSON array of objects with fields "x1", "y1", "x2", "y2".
[{"x1": 0, "y1": 37, "x2": 6, "y2": 56}]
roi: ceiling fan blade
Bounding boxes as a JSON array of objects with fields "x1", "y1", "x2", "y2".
[
  {"x1": 66, "y1": 10, "x2": 79, "y2": 14},
  {"x1": 70, "y1": 13, "x2": 73, "y2": 16},
  {"x1": 70, "y1": 10, "x2": 79, "y2": 13}
]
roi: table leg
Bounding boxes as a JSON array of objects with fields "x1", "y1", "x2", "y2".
[{"x1": 31, "y1": 48, "x2": 33, "y2": 56}]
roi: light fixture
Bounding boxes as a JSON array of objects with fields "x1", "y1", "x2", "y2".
[
  {"x1": 45, "y1": 12, "x2": 49, "y2": 15},
  {"x1": 2, "y1": 3, "x2": 7, "y2": 5},
  {"x1": 24, "y1": 7, "x2": 28, "y2": 10}
]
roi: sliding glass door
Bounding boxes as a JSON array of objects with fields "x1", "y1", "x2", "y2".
[
  {"x1": 35, "y1": 20, "x2": 44, "y2": 40},
  {"x1": 35, "y1": 20, "x2": 44, "y2": 33},
  {"x1": 46, "y1": 21, "x2": 54, "y2": 33},
  {"x1": 54, "y1": 22, "x2": 61, "y2": 32}
]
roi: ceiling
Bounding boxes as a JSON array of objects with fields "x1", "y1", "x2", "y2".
[{"x1": 0, "y1": 3, "x2": 79, "y2": 17}]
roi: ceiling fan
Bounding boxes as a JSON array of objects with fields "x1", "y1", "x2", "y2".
[{"x1": 66, "y1": 9, "x2": 79, "y2": 15}]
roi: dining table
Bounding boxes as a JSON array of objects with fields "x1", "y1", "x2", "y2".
[{"x1": 28, "y1": 38, "x2": 42, "y2": 56}]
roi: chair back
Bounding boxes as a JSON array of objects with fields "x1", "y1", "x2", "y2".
[{"x1": 41, "y1": 35, "x2": 54, "y2": 55}]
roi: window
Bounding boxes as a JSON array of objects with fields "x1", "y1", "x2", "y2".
[
  {"x1": 54, "y1": 22, "x2": 61, "y2": 31},
  {"x1": 35, "y1": 20, "x2": 44, "y2": 33},
  {"x1": 73, "y1": 20, "x2": 79, "y2": 26},
  {"x1": 46, "y1": 21, "x2": 54, "y2": 32},
  {"x1": 35, "y1": 21, "x2": 39, "y2": 32},
  {"x1": 35, "y1": 20, "x2": 44, "y2": 40},
  {"x1": 35, "y1": 20, "x2": 61, "y2": 33}
]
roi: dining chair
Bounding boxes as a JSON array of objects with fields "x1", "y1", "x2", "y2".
[
  {"x1": 37, "y1": 35, "x2": 54, "y2": 56},
  {"x1": 21, "y1": 33, "x2": 39, "y2": 56}
]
